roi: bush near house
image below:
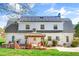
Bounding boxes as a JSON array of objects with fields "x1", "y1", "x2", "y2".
[
  {"x1": 44, "y1": 40, "x2": 48, "y2": 47},
  {"x1": 52, "y1": 40, "x2": 58, "y2": 46},
  {"x1": 63, "y1": 43, "x2": 67, "y2": 47},
  {"x1": 0, "y1": 36, "x2": 5, "y2": 46},
  {"x1": 74, "y1": 22, "x2": 79, "y2": 37},
  {"x1": 71, "y1": 39, "x2": 79, "y2": 47}
]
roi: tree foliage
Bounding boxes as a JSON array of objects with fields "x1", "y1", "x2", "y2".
[
  {"x1": 74, "y1": 22, "x2": 79, "y2": 37},
  {"x1": 0, "y1": 3, "x2": 36, "y2": 18},
  {"x1": 71, "y1": 39, "x2": 79, "y2": 47}
]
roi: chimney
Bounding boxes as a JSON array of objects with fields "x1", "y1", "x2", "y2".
[{"x1": 58, "y1": 13, "x2": 61, "y2": 17}]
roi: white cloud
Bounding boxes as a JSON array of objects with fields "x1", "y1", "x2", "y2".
[
  {"x1": 0, "y1": 15, "x2": 9, "y2": 28},
  {"x1": 44, "y1": 7, "x2": 79, "y2": 24},
  {"x1": 9, "y1": 3, "x2": 36, "y2": 15},
  {"x1": 9, "y1": 3, "x2": 16, "y2": 10},
  {"x1": 15, "y1": 4, "x2": 21, "y2": 12},
  {"x1": 0, "y1": 15, "x2": 9, "y2": 21},
  {"x1": 72, "y1": 17, "x2": 79, "y2": 24},
  {"x1": 74, "y1": 10, "x2": 79, "y2": 15},
  {"x1": 71, "y1": 10, "x2": 79, "y2": 24},
  {"x1": 9, "y1": 3, "x2": 21, "y2": 13},
  {"x1": 59, "y1": 7, "x2": 72, "y2": 18},
  {"x1": 27, "y1": 3, "x2": 35, "y2": 8},
  {"x1": 44, "y1": 8, "x2": 58, "y2": 13},
  {"x1": 7, "y1": 14, "x2": 21, "y2": 19},
  {"x1": 44, "y1": 7, "x2": 71, "y2": 18},
  {"x1": 59, "y1": 7, "x2": 66, "y2": 15}
]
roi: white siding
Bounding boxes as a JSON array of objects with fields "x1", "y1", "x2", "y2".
[
  {"x1": 5, "y1": 33, "x2": 26, "y2": 44},
  {"x1": 43, "y1": 33, "x2": 73, "y2": 46},
  {"x1": 6, "y1": 33, "x2": 73, "y2": 46},
  {"x1": 18, "y1": 22, "x2": 64, "y2": 31}
]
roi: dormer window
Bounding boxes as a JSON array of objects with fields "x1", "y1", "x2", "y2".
[
  {"x1": 26, "y1": 25, "x2": 30, "y2": 29},
  {"x1": 54, "y1": 25, "x2": 58, "y2": 30},
  {"x1": 40, "y1": 17, "x2": 43, "y2": 19}
]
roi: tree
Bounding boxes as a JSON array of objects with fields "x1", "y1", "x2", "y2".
[
  {"x1": 0, "y1": 3, "x2": 36, "y2": 18},
  {"x1": 71, "y1": 39, "x2": 79, "y2": 47},
  {"x1": 74, "y1": 22, "x2": 79, "y2": 37},
  {"x1": 0, "y1": 36, "x2": 5, "y2": 46}
]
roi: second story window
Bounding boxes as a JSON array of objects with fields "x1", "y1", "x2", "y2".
[
  {"x1": 26, "y1": 25, "x2": 30, "y2": 29},
  {"x1": 54, "y1": 25, "x2": 58, "y2": 30},
  {"x1": 40, "y1": 24, "x2": 44, "y2": 29},
  {"x1": 56, "y1": 36, "x2": 60, "y2": 41}
]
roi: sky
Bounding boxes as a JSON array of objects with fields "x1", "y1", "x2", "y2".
[{"x1": 0, "y1": 3, "x2": 79, "y2": 28}]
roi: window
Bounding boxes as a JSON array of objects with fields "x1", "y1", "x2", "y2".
[
  {"x1": 56, "y1": 36, "x2": 60, "y2": 41},
  {"x1": 26, "y1": 25, "x2": 30, "y2": 29},
  {"x1": 40, "y1": 24, "x2": 44, "y2": 29},
  {"x1": 54, "y1": 25, "x2": 58, "y2": 29},
  {"x1": 66, "y1": 36, "x2": 69, "y2": 42},
  {"x1": 40, "y1": 17, "x2": 43, "y2": 19},
  {"x1": 48, "y1": 36, "x2": 52, "y2": 41}
]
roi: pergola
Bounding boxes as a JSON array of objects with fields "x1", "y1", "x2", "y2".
[
  {"x1": 24, "y1": 33, "x2": 46, "y2": 49},
  {"x1": 25, "y1": 33, "x2": 46, "y2": 37}
]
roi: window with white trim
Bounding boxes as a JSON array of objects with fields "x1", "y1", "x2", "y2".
[
  {"x1": 40, "y1": 24, "x2": 45, "y2": 29},
  {"x1": 56, "y1": 36, "x2": 60, "y2": 41},
  {"x1": 53, "y1": 24, "x2": 58, "y2": 30},
  {"x1": 26, "y1": 25, "x2": 30, "y2": 29}
]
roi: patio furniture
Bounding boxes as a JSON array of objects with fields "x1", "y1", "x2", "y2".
[
  {"x1": 14, "y1": 41, "x2": 21, "y2": 49},
  {"x1": 20, "y1": 44, "x2": 25, "y2": 49}
]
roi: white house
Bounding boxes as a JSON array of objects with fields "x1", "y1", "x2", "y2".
[{"x1": 5, "y1": 14, "x2": 74, "y2": 46}]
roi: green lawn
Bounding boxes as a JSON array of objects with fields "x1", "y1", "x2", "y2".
[{"x1": 0, "y1": 48, "x2": 79, "y2": 56}]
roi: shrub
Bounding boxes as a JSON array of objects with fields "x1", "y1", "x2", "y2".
[
  {"x1": 48, "y1": 36, "x2": 52, "y2": 41},
  {"x1": 44, "y1": 39, "x2": 48, "y2": 47},
  {"x1": 71, "y1": 39, "x2": 79, "y2": 47},
  {"x1": 0, "y1": 36, "x2": 5, "y2": 46},
  {"x1": 52, "y1": 40, "x2": 58, "y2": 46},
  {"x1": 63, "y1": 43, "x2": 67, "y2": 47}
]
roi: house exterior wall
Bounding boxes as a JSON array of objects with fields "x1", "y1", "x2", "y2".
[
  {"x1": 43, "y1": 33, "x2": 73, "y2": 46},
  {"x1": 5, "y1": 33, "x2": 26, "y2": 44},
  {"x1": 18, "y1": 22, "x2": 64, "y2": 31},
  {"x1": 5, "y1": 33, "x2": 73, "y2": 46}
]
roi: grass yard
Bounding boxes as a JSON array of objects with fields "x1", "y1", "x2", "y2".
[{"x1": 0, "y1": 48, "x2": 79, "y2": 56}]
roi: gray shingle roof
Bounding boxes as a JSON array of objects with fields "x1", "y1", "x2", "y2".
[
  {"x1": 5, "y1": 16, "x2": 74, "y2": 33},
  {"x1": 19, "y1": 16, "x2": 70, "y2": 22},
  {"x1": 5, "y1": 22, "x2": 18, "y2": 33}
]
